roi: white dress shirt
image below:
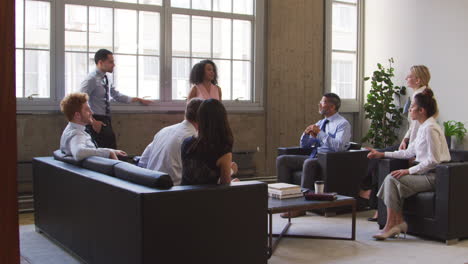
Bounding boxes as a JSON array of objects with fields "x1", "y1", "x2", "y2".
[
  {"x1": 300, "y1": 112, "x2": 352, "y2": 154},
  {"x1": 60, "y1": 122, "x2": 113, "y2": 161},
  {"x1": 385, "y1": 117, "x2": 450, "y2": 174},
  {"x1": 138, "y1": 120, "x2": 197, "y2": 185},
  {"x1": 404, "y1": 86, "x2": 427, "y2": 143}
]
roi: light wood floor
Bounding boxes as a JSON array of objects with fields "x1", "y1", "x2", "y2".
[{"x1": 19, "y1": 212, "x2": 35, "y2": 226}]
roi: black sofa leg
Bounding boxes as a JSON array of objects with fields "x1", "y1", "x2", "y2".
[{"x1": 446, "y1": 239, "x2": 459, "y2": 245}]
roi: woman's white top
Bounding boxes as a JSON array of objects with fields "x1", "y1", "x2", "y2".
[{"x1": 385, "y1": 117, "x2": 451, "y2": 174}]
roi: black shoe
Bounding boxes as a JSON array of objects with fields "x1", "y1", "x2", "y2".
[{"x1": 367, "y1": 217, "x2": 378, "y2": 222}]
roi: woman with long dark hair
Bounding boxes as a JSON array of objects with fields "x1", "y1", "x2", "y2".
[
  {"x1": 187, "y1": 60, "x2": 222, "y2": 100},
  {"x1": 367, "y1": 89, "x2": 450, "y2": 240},
  {"x1": 181, "y1": 99, "x2": 237, "y2": 185}
]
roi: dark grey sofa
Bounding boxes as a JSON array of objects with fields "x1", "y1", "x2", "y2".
[
  {"x1": 33, "y1": 154, "x2": 268, "y2": 264},
  {"x1": 376, "y1": 150, "x2": 468, "y2": 244}
]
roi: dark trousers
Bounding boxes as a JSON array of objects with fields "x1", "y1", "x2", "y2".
[
  {"x1": 362, "y1": 144, "x2": 399, "y2": 209},
  {"x1": 87, "y1": 115, "x2": 117, "y2": 149},
  {"x1": 276, "y1": 155, "x2": 321, "y2": 190}
]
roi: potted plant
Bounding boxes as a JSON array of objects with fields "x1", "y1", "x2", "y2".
[
  {"x1": 362, "y1": 58, "x2": 406, "y2": 148},
  {"x1": 443, "y1": 120, "x2": 467, "y2": 149}
]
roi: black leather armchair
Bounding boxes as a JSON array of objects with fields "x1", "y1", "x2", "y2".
[
  {"x1": 376, "y1": 150, "x2": 468, "y2": 244},
  {"x1": 277, "y1": 143, "x2": 369, "y2": 200}
]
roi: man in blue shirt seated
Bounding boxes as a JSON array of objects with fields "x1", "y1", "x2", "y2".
[
  {"x1": 59, "y1": 92, "x2": 127, "y2": 161},
  {"x1": 276, "y1": 93, "x2": 351, "y2": 217}
]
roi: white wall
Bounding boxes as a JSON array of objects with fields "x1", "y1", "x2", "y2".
[{"x1": 364, "y1": 0, "x2": 468, "y2": 147}]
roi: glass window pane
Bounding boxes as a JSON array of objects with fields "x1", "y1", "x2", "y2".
[
  {"x1": 88, "y1": 53, "x2": 96, "y2": 73},
  {"x1": 213, "y1": 18, "x2": 231, "y2": 59},
  {"x1": 65, "y1": 52, "x2": 88, "y2": 95},
  {"x1": 233, "y1": 0, "x2": 253, "y2": 15},
  {"x1": 65, "y1": 5, "x2": 87, "y2": 52},
  {"x1": 16, "y1": 0, "x2": 24, "y2": 48},
  {"x1": 139, "y1": 0, "x2": 162, "y2": 5},
  {"x1": 115, "y1": 0, "x2": 137, "y2": 3},
  {"x1": 192, "y1": 0, "x2": 211, "y2": 11},
  {"x1": 115, "y1": 9, "x2": 137, "y2": 54},
  {"x1": 336, "y1": 0, "x2": 357, "y2": 4},
  {"x1": 16, "y1": 50, "x2": 24, "y2": 97},
  {"x1": 232, "y1": 61, "x2": 250, "y2": 100},
  {"x1": 139, "y1": 11, "x2": 160, "y2": 55},
  {"x1": 172, "y1": 57, "x2": 190, "y2": 100},
  {"x1": 213, "y1": 59, "x2": 231, "y2": 100},
  {"x1": 332, "y1": 3, "x2": 357, "y2": 51},
  {"x1": 113, "y1": 55, "x2": 137, "y2": 97},
  {"x1": 331, "y1": 52, "x2": 356, "y2": 99},
  {"x1": 214, "y1": 0, "x2": 232, "y2": 13},
  {"x1": 25, "y1": 0, "x2": 50, "y2": 49},
  {"x1": 172, "y1": 14, "x2": 190, "y2": 57},
  {"x1": 139, "y1": 56, "x2": 159, "y2": 99},
  {"x1": 89, "y1": 7, "x2": 113, "y2": 53},
  {"x1": 171, "y1": 0, "x2": 190, "y2": 8},
  {"x1": 233, "y1": 20, "x2": 251, "y2": 60},
  {"x1": 25, "y1": 50, "x2": 50, "y2": 98},
  {"x1": 192, "y1": 16, "x2": 211, "y2": 58}
]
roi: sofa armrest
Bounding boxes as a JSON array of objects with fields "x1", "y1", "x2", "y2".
[
  {"x1": 316, "y1": 150, "x2": 369, "y2": 197},
  {"x1": 277, "y1": 147, "x2": 312, "y2": 156},
  {"x1": 376, "y1": 158, "x2": 410, "y2": 184},
  {"x1": 435, "y1": 162, "x2": 468, "y2": 238},
  {"x1": 449, "y1": 150, "x2": 468, "y2": 162}
]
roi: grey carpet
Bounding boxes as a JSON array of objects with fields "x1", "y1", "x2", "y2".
[{"x1": 20, "y1": 211, "x2": 468, "y2": 264}]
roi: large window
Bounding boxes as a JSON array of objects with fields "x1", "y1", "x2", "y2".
[
  {"x1": 325, "y1": 0, "x2": 362, "y2": 111},
  {"x1": 16, "y1": 0, "x2": 265, "y2": 111},
  {"x1": 16, "y1": 0, "x2": 51, "y2": 99}
]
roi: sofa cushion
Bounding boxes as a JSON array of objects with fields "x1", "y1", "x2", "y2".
[
  {"x1": 403, "y1": 191, "x2": 435, "y2": 218},
  {"x1": 114, "y1": 162, "x2": 173, "y2": 189},
  {"x1": 82, "y1": 156, "x2": 122, "y2": 176},
  {"x1": 53, "y1": 150, "x2": 81, "y2": 166}
]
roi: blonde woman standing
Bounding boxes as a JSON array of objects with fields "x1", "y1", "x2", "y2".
[{"x1": 399, "y1": 65, "x2": 432, "y2": 150}]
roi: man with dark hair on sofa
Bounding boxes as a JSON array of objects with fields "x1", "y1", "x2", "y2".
[
  {"x1": 59, "y1": 92, "x2": 127, "y2": 161},
  {"x1": 138, "y1": 98, "x2": 204, "y2": 185},
  {"x1": 80, "y1": 48, "x2": 152, "y2": 149},
  {"x1": 276, "y1": 93, "x2": 351, "y2": 217}
]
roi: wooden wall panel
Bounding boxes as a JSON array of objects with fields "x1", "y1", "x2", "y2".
[
  {"x1": 265, "y1": 0, "x2": 324, "y2": 175},
  {"x1": 0, "y1": 0, "x2": 20, "y2": 262}
]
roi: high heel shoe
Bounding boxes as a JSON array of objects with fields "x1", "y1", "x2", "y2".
[
  {"x1": 396, "y1": 222, "x2": 408, "y2": 239},
  {"x1": 372, "y1": 226, "x2": 401, "y2": 240}
]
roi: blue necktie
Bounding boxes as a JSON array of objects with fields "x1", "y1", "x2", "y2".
[{"x1": 310, "y1": 119, "x2": 329, "y2": 158}]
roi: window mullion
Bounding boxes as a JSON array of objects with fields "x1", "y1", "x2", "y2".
[
  {"x1": 22, "y1": 0, "x2": 26, "y2": 98},
  {"x1": 163, "y1": 0, "x2": 172, "y2": 102},
  {"x1": 136, "y1": 11, "x2": 140, "y2": 98}
]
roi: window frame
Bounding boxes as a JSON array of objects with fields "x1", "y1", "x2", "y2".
[
  {"x1": 324, "y1": 0, "x2": 364, "y2": 113},
  {"x1": 16, "y1": 0, "x2": 265, "y2": 113}
]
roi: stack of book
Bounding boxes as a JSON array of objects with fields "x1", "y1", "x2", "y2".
[{"x1": 268, "y1": 183, "x2": 302, "y2": 199}]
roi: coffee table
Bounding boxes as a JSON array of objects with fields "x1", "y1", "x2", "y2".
[{"x1": 267, "y1": 195, "x2": 356, "y2": 258}]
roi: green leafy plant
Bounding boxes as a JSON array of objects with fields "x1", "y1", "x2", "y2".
[
  {"x1": 362, "y1": 58, "x2": 406, "y2": 148},
  {"x1": 443, "y1": 120, "x2": 467, "y2": 141}
]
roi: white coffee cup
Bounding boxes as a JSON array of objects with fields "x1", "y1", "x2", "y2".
[{"x1": 314, "y1": 180, "x2": 325, "y2": 194}]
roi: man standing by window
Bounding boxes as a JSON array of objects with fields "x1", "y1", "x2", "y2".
[{"x1": 81, "y1": 49, "x2": 152, "y2": 149}]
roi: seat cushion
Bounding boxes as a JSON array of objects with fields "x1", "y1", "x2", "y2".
[
  {"x1": 82, "y1": 156, "x2": 122, "y2": 176},
  {"x1": 114, "y1": 162, "x2": 173, "y2": 189},
  {"x1": 53, "y1": 150, "x2": 81, "y2": 166},
  {"x1": 403, "y1": 191, "x2": 435, "y2": 219}
]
